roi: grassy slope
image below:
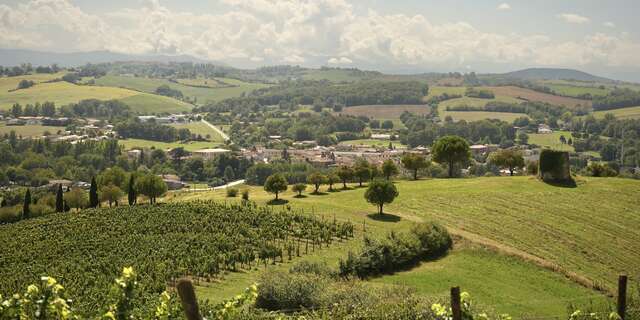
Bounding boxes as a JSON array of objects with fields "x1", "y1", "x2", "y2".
[
  {"x1": 0, "y1": 124, "x2": 65, "y2": 137},
  {"x1": 438, "y1": 96, "x2": 526, "y2": 123},
  {"x1": 171, "y1": 177, "x2": 640, "y2": 290},
  {"x1": 169, "y1": 121, "x2": 224, "y2": 142},
  {"x1": 593, "y1": 106, "x2": 640, "y2": 120},
  {"x1": 118, "y1": 94, "x2": 192, "y2": 114},
  {"x1": 95, "y1": 75, "x2": 269, "y2": 105},
  {"x1": 118, "y1": 139, "x2": 222, "y2": 152},
  {"x1": 528, "y1": 130, "x2": 575, "y2": 152}
]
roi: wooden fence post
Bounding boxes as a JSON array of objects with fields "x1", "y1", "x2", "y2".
[
  {"x1": 177, "y1": 279, "x2": 202, "y2": 320},
  {"x1": 451, "y1": 286, "x2": 462, "y2": 320},
  {"x1": 618, "y1": 274, "x2": 628, "y2": 320}
]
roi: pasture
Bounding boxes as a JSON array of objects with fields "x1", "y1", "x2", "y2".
[
  {"x1": 338, "y1": 139, "x2": 407, "y2": 148},
  {"x1": 339, "y1": 104, "x2": 431, "y2": 119},
  {"x1": 480, "y1": 86, "x2": 591, "y2": 108},
  {"x1": 118, "y1": 138, "x2": 222, "y2": 151},
  {"x1": 95, "y1": 75, "x2": 269, "y2": 105},
  {"x1": 0, "y1": 123, "x2": 65, "y2": 137},
  {"x1": 169, "y1": 121, "x2": 225, "y2": 142},
  {"x1": 438, "y1": 96, "x2": 527, "y2": 123},
  {"x1": 542, "y1": 83, "x2": 610, "y2": 98},
  {"x1": 169, "y1": 176, "x2": 640, "y2": 316},
  {"x1": 593, "y1": 106, "x2": 640, "y2": 120},
  {"x1": 528, "y1": 130, "x2": 574, "y2": 151}
]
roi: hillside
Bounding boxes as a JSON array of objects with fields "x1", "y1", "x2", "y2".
[{"x1": 502, "y1": 68, "x2": 612, "y2": 82}]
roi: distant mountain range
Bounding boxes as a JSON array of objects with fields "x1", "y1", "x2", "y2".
[
  {"x1": 499, "y1": 68, "x2": 614, "y2": 83},
  {"x1": 0, "y1": 49, "x2": 218, "y2": 67}
]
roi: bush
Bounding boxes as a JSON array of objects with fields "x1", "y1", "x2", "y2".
[
  {"x1": 226, "y1": 188, "x2": 239, "y2": 197},
  {"x1": 241, "y1": 189, "x2": 250, "y2": 201},
  {"x1": 585, "y1": 162, "x2": 618, "y2": 177},
  {"x1": 0, "y1": 206, "x2": 21, "y2": 224},
  {"x1": 255, "y1": 271, "x2": 329, "y2": 311}
]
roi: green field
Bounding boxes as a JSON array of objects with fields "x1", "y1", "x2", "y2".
[
  {"x1": 118, "y1": 138, "x2": 222, "y2": 151},
  {"x1": 169, "y1": 121, "x2": 224, "y2": 142},
  {"x1": 593, "y1": 106, "x2": 640, "y2": 120},
  {"x1": 338, "y1": 139, "x2": 407, "y2": 148},
  {"x1": 437, "y1": 96, "x2": 527, "y2": 122},
  {"x1": 118, "y1": 93, "x2": 193, "y2": 114},
  {"x1": 169, "y1": 176, "x2": 640, "y2": 316},
  {"x1": 528, "y1": 130, "x2": 574, "y2": 151},
  {"x1": 95, "y1": 75, "x2": 269, "y2": 105},
  {"x1": 0, "y1": 124, "x2": 65, "y2": 137},
  {"x1": 543, "y1": 83, "x2": 610, "y2": 97},
  {"x1": 302, "y1": 69, "x2": 374, "y2": 82},
  {"x1": 0, "y1": 72, "x2": 65, "y2": 92}
]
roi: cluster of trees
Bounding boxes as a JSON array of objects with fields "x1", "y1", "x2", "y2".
[
  {"x1": 593, "y1": 88, "x2": 640, "y2": 111},
  {"x1": 465, "y1": 87, "x2": 495, "y2": 99},
  {"x1": 114, "y1": 121, "x2": 190, "y2": 142},
  {"x1": 369, "y1": 119, "x2": 394, "y2": 130},
  {"x1": 425, "y1": 92, "x2": 462, "y2": 105},
  {"x1": 16, "y1": 79, "x2": 35, "y2": 90},
  {"x1": 3, "y1": 99, "x2": 131, "y2": 120},
  {"x1": 8, "y1": 101, "x2": 56, "y2": 118},
  {"x1": 0, "y1": 63, "x2": 60, "y2": 77},
  {"x1": 155, "y1": 85, "x2": 184, "y2": 99}
]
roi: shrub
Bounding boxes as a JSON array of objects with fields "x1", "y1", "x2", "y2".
[
  {"x1": 255, "y1": 271, "x2": 329, "y2": 311},
  {"x1": 585, "y1": 162, "x2": 618, "y2": 177},
  {"x1": 241, "y1": 189, "x2": 250, "y2": 201},
  {"x1": 0, "y1": 206, "x2": 21, "y2": 224},
  {"x1": 226, "y1": 188, "x2": 239, "y2": 197}
]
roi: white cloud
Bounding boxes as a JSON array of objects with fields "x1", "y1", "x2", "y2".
[
  {"x1": 557, "y1": 13, "x2": 590, "y2": 24},
  {"x1": 0, "y1": 0, "x2": 637, "y2": 72},
  {"x1": 328, "y1": 57, "x2": 353, "y2": 64},
  {"x1": 497, "y1": 3, "x2": 511, "y2": 11},
  {"x1": 604, "y1": 22, "x2": 616, "y2": 28}
]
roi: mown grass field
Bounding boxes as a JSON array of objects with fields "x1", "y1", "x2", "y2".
[
  {"x1": 0, "y1": 77, "x2": 192, "y2": 113},
  {"x1": 0, "y1": 123, "x2": 65, "y2": 137},
  {"x1": 480, "y1": 86, "x2": 591, "y2": 109},
  {"x1": 437, "y1": 96, "x2": 526, "y2": 123},
  {"x1": 169, "y1": 121, "x2": 224, "y2": 142},
  {"x1": 528, "y1": 130, "x2": 574, "y2": 151},
  {"x1": 118, "y1": 138, "x2": 222, "y2": 151},
  {"x1": 168, "y1": 176, "x2": 640, "y2": 316},
  {"x1": 339, "y1": 104, "x2": 431, "y2": 119},
  {"x1": 95, "y1": 75, "x2": 269, "y2": 105},
  {"x1": 593, "y1": 106, "x2": 640, "y2": 120},
  {"x1": 542, "y1": 83, "x2": 610, "y2": 98},
  {"x1": 0, "y1": 72, "x2": 65, "y2": 92}
]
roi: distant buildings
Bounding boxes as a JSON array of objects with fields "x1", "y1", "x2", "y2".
[
  {"x1": 537, "y1": 124, "x2": 553, "y2": 134},
  {"x1": 192, "y1": 148, "x2": 232, "y2": 160}
]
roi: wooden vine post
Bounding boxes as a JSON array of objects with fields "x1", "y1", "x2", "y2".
[
  {"x1": 177, "y1": 279, "x2": 202, "y2": 320},
  {"x1": 618, "y1": 274, "x2": 628, "y2": 319},
  {"x1": 451, "y1": 286, "x2": 462, "y2": 320}
]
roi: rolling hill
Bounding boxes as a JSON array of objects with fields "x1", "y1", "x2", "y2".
[{"x1": 501, "y1": 68, "x2": 612, "y2": 82}]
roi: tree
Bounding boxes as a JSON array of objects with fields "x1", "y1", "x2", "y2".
[
  {"x1": 306, "y1": 172, "x2": 327, "y2": 194},
  {"x1": 89, "y1": 177, "x2": 99, "y2": 208},
  {"x1": 381, "y1": 120, "x2": 394, "y2": 129},
  {"x1": 518, "y1": 132, "x2": 529, "y2": 145},
  {"x1": 381, "y1": 160, "x2": 399, "y2": 180},
  {"x1": 55, "y1": 184, "x2": 64, "y2": 213},
  {"x1": 135, "y1": 174, "x2": 167, "y2": 204},
  {"x1": 488, "y1": 149, "x2": 525, "y2": 176},
  {"x1": 559, "y1": 135, "x2": 567, "y2": 145},
  {"x1": 354, "y1": 159, "x2": 371, "y2": 187},
  {"x1": 336, "y1": 166, "x2": 353, "y2": 189},
  {"x1": 326, "y1": 173, "x2": 339, "y2": 192},
  {"x1": 432, "y1": 135, "x2": 471, "y2": 178},
  {"x1": 65, "y1": 188, "x2": 87, "y2": 211},
  {"x1": 100, "y1": 184, "x2": 123, "y2": 207},
  {"x1": 127, "y1": 175, "x2": 137, "y2": 206},
  {"x1": 23, "y1": 189, "x2": 31, "y2": 219},
  {"x1": 364, "y1": 179, "x2": 399, "y2": 215},
  {"x1": 264, "y1": 174, "x2": 288, "y2": 201},
  {"x1": 401, "y1": 153, "x2": 429, "y2": 180},
  {"x1": 292, "y1": 183, "x2": 307, "y2": 197},
  {"x1": 224, "y1": 166, "x2": 235, "y2": 182}
]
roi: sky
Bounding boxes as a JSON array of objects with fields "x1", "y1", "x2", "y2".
[{"x1": 0, "y1": 0, "x2": 639, "y2": 81}]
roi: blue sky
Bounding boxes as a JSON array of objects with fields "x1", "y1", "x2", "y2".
[{"x1": 0, "y1": 0, "x2": 638, "y2": 81}]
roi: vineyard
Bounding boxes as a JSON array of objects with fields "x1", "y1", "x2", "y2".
[{"x1": 0, "y1": 201, "x2": 353, "y2": 316}]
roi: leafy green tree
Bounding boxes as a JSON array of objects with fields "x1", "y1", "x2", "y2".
[
  {"x1": 488, "y1": 149, "x2": 525, "y2": 176},
  {"x1": 432, "y1": 135, "x2": 471, "y2": 178},
  {"x1": 292, "y1": 183, "x2": 307, "y2": 197},
  {"x1": 135, "y1": 174, "x2": 167, "y2": 205},
  {"x1": 100, "y1": 184, "x2": 123, "y2": 207},
  {"x1": 264, "y1": 174, "x2": 288, "y2": 201},
  {"x1": 401, "y1": 153, "x2": 429, "y2": 180},
  {"x1": 65, "y1": 188, "x2": 87, "y2": 211},
  {"x1": 336, "y1": 166, "x2": 353, "y2": 189},
  {"x1": 354, "y1": 159, "x2": 371, "y2": 187},
  {"x1": 517, "y1": 132, "x2": 529, "y2": 145},
  {"x1": 89, "y1": 177, "x2": 99, "y2": 208},
  {"x1": 98, "y1": 167, "x2": 128, "y2": 189},
  {"x1": 306, "y1": 172, "x2": 327, "y2": 194},
  {"x1": 23, "y1": 189, "x2": 31, "y2": 219},
  {"x1": 326, "y1": 173, "x2": 339, "y2": 191},
  {"x1": 127, "y1": 175, "x2": 136, "y2": 206},
  {"x1": 56, "y1": 184, "x2": 64, "y2": 213},
  {"x1": 224, "y1": 166, "x2": 235, "y2": 182},
  {"x1": 381, "y1": 160, "x2": 399, "y2": 180},
  {"x1": 364, "y1": 179, "x2": 399, "y2": 215}
]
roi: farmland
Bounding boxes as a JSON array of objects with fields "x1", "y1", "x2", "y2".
[
  {"x1": 169, "y1": 121, "x2": 225, "y2": 142},
  {"x1": 118, "y1": 138, "x2": 221, "y2": 151},
  {"x1": 480, "y1": 86, "x2": 591, "y2": 108},
  {"x1": 528, "y1": 130, "x2": 574, "y2": 151},
  {"x1": 94, "y1": 75, "x2": 270, "y2": 105},
  {"x1": 338, "y1": 138, "x2": 407, "y2": 148},
  {"x1": 593, "y1": 106, "x2": 640, "y2": 120},
  {"x1": 438, "y1": 96, "x2": 527, "y2": 122},
  {"x1": 0, "y1": 123, "x2": 65, "y2": 137},
  {"x1": 0, "y1": 201, "x2": 351, "y2": 316},
  {"x1": 339, "y1": 104, "x2": 431, "y2": 119}
]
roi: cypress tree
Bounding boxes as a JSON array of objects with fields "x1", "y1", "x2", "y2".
[
  {"x1": 89, "y1": 177, "x2": 99, "y2": 208},
  {"x1": 23, "y1": 189, "x2": 31, "y2": 219},
  {"x1": 128, "y1": 175, "x2": 136, "y2": 206},
  {"x1": 55, "y1": 184, "x2": 64, "y2": 213}
]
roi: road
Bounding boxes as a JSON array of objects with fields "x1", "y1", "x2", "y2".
[
  {"x1": 183, "y1": 179, "x2": 246, "y2": 192},
  {"x1": 201, "y1": 119, "x2": 230, "y2": 142}
]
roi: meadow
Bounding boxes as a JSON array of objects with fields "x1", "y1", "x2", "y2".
[
  {"x1": 437, "y1": 96, "x2": 527, "y2": 123},
  {"x1": 339, "y1": 104, "x2": 431, "y2": 119},
  {"x1": 95, "y1": 75, "x2": 269, "y2": 105},
  {"x1": 168, "y1": 176, "x2": 640, "y2": 316},
  {"x1": 169, "y1": 121, "x2": 225, "y2": 142},
  {"x1": 118, "y1": 138, "x2": 222, "y2": 151},
  {"x1": 593, "y1": 106, "x2": 640, "y2": 120},
  {"x1": 528, "y1": 130, "x2": 575, "y2": 151},
  {"x1": 338, "y1": 138, "x2": 407, "y2": 148},
  {"x1": 0, "y1": 123, "x2": 65, "y2": 137},
  {"x1": 480, "y1": 86, "x2": 591, "y2": 109}
]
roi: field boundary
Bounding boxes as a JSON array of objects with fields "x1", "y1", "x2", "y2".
[{"x1": 448, "y1": 227, "x2": 614, "y2": 296}]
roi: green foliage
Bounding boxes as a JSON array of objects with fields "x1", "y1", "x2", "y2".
[
  {"x1": 100, "y1": 184, "x2": 123, "y2": 207},
  {"x1": 264, "y1": 174, "x2": 288, "y2": 200},
  {"x1": 432, "y1": 135, "x2": 471, "y2": 178},
  {"x1": 353, "y1": 158, "x2": 371, "y2": 187},
  {"x1": 339, "y1": 222, "x2": 451, "y2": 279},
  {"x1": 401, "y1": 153, "x2": 430, "y2": 180},
  {"x1": 585, "y1": 162, "x2": 618, "y2": 177},
  {"x1": 89, "y1": 177, "x2": 99, "y2": 208},
  {"x1": 538, "y1": 149, "x2": 572, "y2": 183},
  {"x1": 306, "y1": 172, "x2": 327, "y2": 193},
  {"x1": 55, "y1": 184, "x2": 64, "y2": 212},
  {"x1": 381, "y1": 160, "x2": 399, "y2": 180},
  {"x1": 127, "y1": 175, "x2": 136, "y2": 206},
  {"x1": 488, "y1": 149, "x2": 525, "y2": 176},
  {"x1": 22, "y1": 188, "x2": 31, "y2": 219},
  {"x1": 292, "y1": 183, "x2": 307, "y2": 196},
  {"x1": 134, "y1": 174, "x2": 167, "y2": 204},
  {"x1": 226, "y1": 187, "x2": 239, "y2": 197},
  {"x1": 364, "y1": 179, "x2": 399, "y2": 215},
  {"x1": 65, "y1": 187, "x2": 87, "y2": 211},
  {"x1": 335, "y1": 165, "x2": 354, "y2": 189}
]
